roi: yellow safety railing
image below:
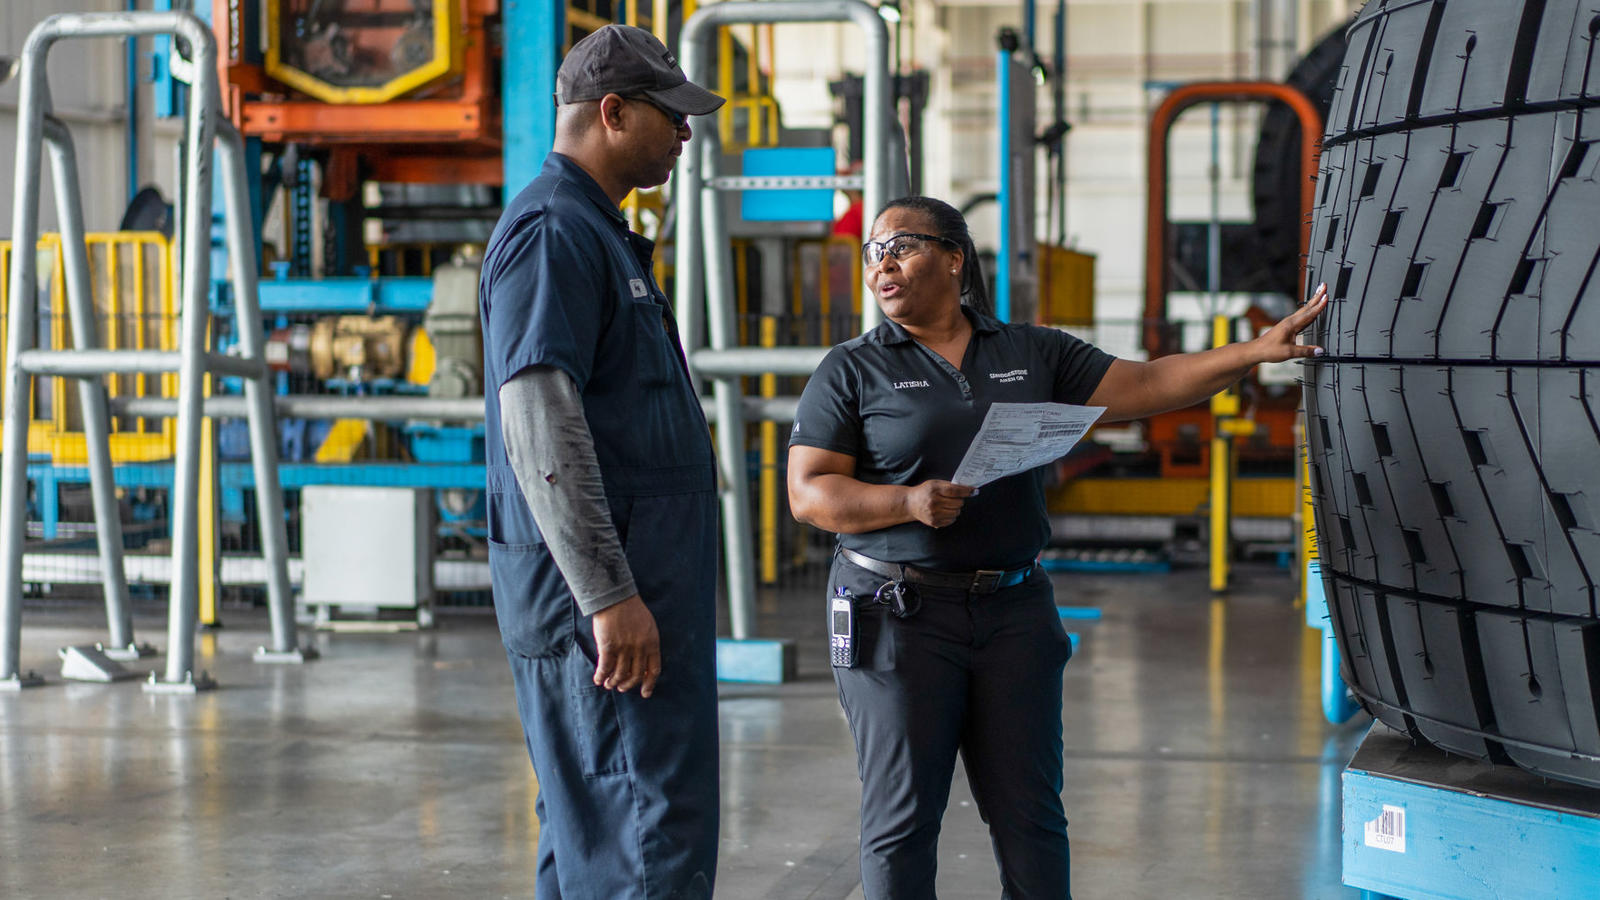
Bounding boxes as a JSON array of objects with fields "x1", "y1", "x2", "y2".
[
  {"x1": 566, "y1": 0, "x2": 659, "y2": 44},
  {"x1": 718, "y1": 24, "x2": 781, "y2": 150},
  {"x1": 367, "y1": 242, "x2": 440, "y2": 277},
  {"x1": 0, "y1": 231, "x2": 177, "y2": 463},
  {"x1": 733, "y1": 239, "x2": 752, "y2": 345}
]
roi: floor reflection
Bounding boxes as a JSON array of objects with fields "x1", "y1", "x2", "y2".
[{"x1": 0, "y1": 563, "x2": 1365, "y2": 898}]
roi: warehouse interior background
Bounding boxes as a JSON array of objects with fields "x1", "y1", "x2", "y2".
[{"x1": 4, "y1": 0, "x2": 1599, "y2": 897}]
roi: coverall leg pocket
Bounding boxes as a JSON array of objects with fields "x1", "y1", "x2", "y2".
[
  {"x1": 565, "y1": 640, "x2": 630, "y2": 779},
  {"x1": 488, "y1": 539, "x2": 575, "y2": 659}
]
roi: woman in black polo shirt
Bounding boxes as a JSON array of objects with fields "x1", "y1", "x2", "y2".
[{"x1": 788, "y1": 196, "x2": 1327, "y2": 899}]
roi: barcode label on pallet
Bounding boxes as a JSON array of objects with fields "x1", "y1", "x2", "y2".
[{"x1": 1363, "y1": 804, "x2": 1406, "y2": 853}]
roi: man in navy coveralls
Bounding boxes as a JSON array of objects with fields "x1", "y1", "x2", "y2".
[{"x1": 478, "y1": 25, "x2": 725, "y2": 899}]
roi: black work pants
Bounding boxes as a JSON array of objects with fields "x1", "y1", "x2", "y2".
[{"x1": 829, "y1": 555, "x2": 1075, "y2": 900}]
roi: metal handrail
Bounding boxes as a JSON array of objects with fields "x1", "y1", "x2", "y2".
[
  {"x1": 673, "y1": 0, "x2": 898, "y2": 642},
  {"x1": 0, "y1": 11, "x2": 307, "y2": 691}
]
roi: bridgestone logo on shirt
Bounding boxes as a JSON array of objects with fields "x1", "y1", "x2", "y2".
[
  {"x1": 892, "y1": 380, "x2": 931, "y2": 390},
  {"x1": 990, "y1": 369, "x2": 1028, "y2": 383}
]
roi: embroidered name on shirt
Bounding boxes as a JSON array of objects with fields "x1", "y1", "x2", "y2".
[
  {"x1": 629, "y1": 278, "x2": 649, "y2": 298},
  {"x1": 989, "y1": 369, "x2": 1029, "y2": 383},
  {"x1": 892, "y1": 379, "x2": 931, "y2": 390}
]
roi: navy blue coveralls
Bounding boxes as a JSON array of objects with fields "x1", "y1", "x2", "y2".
[
  {"x1": 791, "y1": 308, "x2": 1113, "y2": 900},
  {"x1": 480, "y1": 152, "x2": 720, "y2": 900}
]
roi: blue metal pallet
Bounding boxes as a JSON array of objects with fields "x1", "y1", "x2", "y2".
[{"x1": 1343, "y1": 724, "x2": 1600, "y2": 900}]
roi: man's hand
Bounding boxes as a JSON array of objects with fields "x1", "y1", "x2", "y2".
[
  {"x1": 1254, "y1": 281, "x2": 1329, "y2": 363},
  {"x1": 905, "y1": 480, "x2": 977, "y2": 528},
  {"x1": 591, "y1": 595, "x2": 661, "y2": 697}
]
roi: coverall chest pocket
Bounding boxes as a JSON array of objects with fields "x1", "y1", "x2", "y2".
[{"x1": 631, "y1": 298, "x2": 679, "y2": 388}]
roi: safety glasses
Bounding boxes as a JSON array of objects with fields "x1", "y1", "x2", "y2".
[
  {"x1": 626, "y1": 96, "x2": 688, "y2": 131},
  {"x1": 861, "y1": 232, "x2": 958, "y2": 268}
]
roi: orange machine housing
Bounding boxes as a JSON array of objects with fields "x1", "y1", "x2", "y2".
[
  {"x1": 214, "y1": 0, "x2": 504, "y2": 190},
  {"x1": 1138, "y1": 82, "x2": 1323, "y2": 480}
]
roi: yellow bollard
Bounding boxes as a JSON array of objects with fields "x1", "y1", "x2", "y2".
[
  {"x1": 198, "y1": 411, "x2": 221, "y2": 627},
  {"x1": 759, "y1": 316, "x2": 778, "y2": 585},
  {"x1": 1209, "y1": 315, "x2": 1235, "y2": 593}
]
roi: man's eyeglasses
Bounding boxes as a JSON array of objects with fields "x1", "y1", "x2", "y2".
[
  {"x1": 626, "y1": 96, "x2": 688, "y2": 131},
  {"x1": 861, "y1": 232, "x2": 958, "y2": 268}
]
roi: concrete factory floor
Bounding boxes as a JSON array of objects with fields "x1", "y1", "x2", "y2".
[{"x1": 0, "y1": 562, "x2": 1365, "y2": 899}]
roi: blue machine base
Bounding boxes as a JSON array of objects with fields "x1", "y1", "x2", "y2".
[
  {"x1": 715, "y1": 638, "x2": 797, "y2": 684},
  {"x1": 1342, "y1": 723, "x2": 1600, "y2": 900}
]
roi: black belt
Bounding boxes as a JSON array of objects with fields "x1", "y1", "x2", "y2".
[{"x1": 838, "y1": 547, "x2": 1034, "y2": 595}]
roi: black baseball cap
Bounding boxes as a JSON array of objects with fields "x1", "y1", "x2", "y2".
[{"x1": 555, "y1": 25, "x2": 725, "y2": 117}]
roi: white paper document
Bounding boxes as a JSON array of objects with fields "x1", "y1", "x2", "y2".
[{"x1": 951, "y1": 402, "x2": 1106, "y2": 487}]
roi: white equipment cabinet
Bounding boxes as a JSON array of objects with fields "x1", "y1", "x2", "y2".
[{"x1": 301, "y1": 486, "x2": 435, "y2": 629}]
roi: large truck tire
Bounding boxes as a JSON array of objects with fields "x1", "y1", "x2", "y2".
[{"x1": 1305, "y1": 0, "x2": 1600, "y2": 787}]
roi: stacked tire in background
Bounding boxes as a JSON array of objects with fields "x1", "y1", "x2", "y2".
[{"x1": 1305, "y1": 0, "x2": 1600, "y2": 788}]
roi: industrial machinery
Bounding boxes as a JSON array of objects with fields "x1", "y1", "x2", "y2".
[
  {"x1": 1040, "y1": 26, "x2": 1348, "y2": 571},
  {"x1": 4, "y1": 0, "x2": 866, "y2": 640},
  {"x1": 1042, "y1": 79, "x2": 1327, "y2": 568},
  {"x1": 8, "y1": 0, "x2": 1338, "y2": 660}
]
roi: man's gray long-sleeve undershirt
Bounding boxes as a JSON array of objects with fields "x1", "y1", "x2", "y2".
[{"x1": 499, "y1": 366, "x2": 638, "y2": 616}]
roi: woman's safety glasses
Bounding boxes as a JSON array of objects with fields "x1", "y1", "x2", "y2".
[{"x1": 861, "y1": 232, "x2": 958, "y2": 268}]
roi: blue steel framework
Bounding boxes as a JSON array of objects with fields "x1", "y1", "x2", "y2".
[{"x1": 26, "y1": 461, "x2": 486, "y2": 543}]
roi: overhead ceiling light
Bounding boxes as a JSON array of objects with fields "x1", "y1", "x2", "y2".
[{"x1": 878, "y1": 1, "x2": 901, "y2": 24}]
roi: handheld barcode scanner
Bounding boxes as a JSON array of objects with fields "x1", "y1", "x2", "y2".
[{"x1": 830, "y1": 588, "x2": 856, "y2": 668}]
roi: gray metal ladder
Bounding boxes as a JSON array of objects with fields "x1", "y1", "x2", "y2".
[
  {"x1": 674, "y1": 0, "x2": 905, "y2": 640},
  {"x1": 0, "y1": 11, "x2": 310, "y2": 693}
]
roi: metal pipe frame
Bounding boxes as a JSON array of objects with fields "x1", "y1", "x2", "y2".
[
  {"x1": 0, "y1": 11, "x2": 304, "y2": 691},
  {"x1": 699, "y1": 160, "x2": 757, "y2": 639},
  {"x1": 217, "y1": 119, "x2": 303, "y2": 663},
  {"x1": 674, "y1": 0, "x2": 895, "y2": 641},
  {"x1": 109, "y1": 394, "x2": 805, "y2": 424},
  {"x1": 676, "y1": 0, "x2": 893, "y2": 342},
  {"x1": 151, "y1": 12, "x2": 218, "y2": 690},
  {"x1": 690, "y1": 347, "x2": 830, "y2": 377},
  {"x1": 41, "y1": 115, "x2": 137, "y2": 655},
  {"x1": 16, "y1": 349, "x2": 265, "y2": 379}
]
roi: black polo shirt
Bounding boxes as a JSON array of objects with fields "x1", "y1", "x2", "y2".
[{"x1": 790, "y1": 308, "x2": 1114, "y2": 572}]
